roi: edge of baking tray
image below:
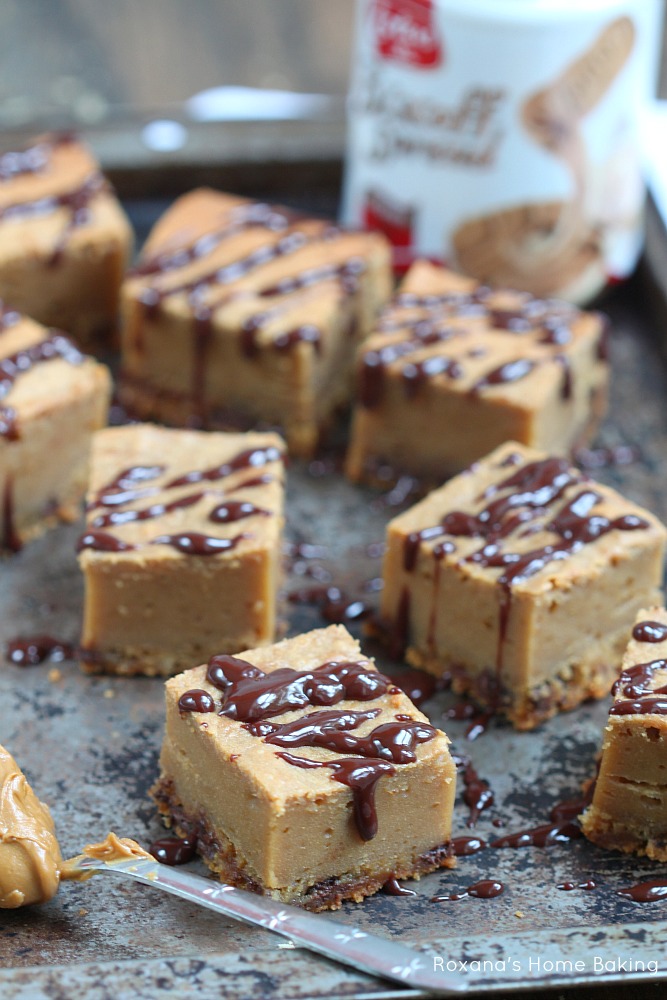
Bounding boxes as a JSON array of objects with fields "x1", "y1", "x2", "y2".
[{"x1": 2, "y1": 917, "x2": 666, "y2": 998}]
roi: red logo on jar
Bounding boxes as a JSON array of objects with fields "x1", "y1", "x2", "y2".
[{"x1": 373, "y1": 0, "x2": 442, "y2": 68}]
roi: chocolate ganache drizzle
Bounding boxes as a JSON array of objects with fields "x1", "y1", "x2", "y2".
[
  {"x1": 397, "y1": 455, "x2": 649, "y2": 702},
  {"x1": 128, "y1": 200, "x2": 367, "y2": 415},
  {"x1": 0, "y1": 133, "x2": 109, "y2": 264},
  {"x1": 605, "y1": 617, "x2": 667, "y2": 718},
  {"x1": 0, "y1": 332, "x2": 83, "y2": 442},
  {"x1": 359, "y1": 288, "x2": 602, "y2": 407},
  {"x1": 77, "y1": 444, "x2": 281, "y2": 557},
  {"x1": 178, "y1": 653, "x2": 438, "y2": 841}
]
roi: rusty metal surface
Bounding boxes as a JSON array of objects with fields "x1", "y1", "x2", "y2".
[{"x1": 2, "y1": 195, "x2": 667, "y2": 996}]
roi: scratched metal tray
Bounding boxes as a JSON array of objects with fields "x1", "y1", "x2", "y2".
[{"x1": 2, "y1": 193, "x2": 667, "y2": 999}]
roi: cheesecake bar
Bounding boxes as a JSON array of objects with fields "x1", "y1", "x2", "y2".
[
  {"x1": 78, "y1": 424, "x2": 285, "y2": 676},
  {"x1": 119, "y1": 188, "x2": 392, "y2": 456},
  {"x1": 0, "y1": 307, "x2": 110, "y2": 551},
  {"x1": 152, "y1": 625, "x2": 456, "y2": 910},
  {"x1": 581, "y1": 607, "x2": 667, "y2": 860},
  {"x1": 379, "y1": 441, "x2": 666, "y2": 730},
  {"x1": 0, "y1": 133, "x2": 132, "y2": 346},
  {"x1": 346, "y1": 260, "x2": 608, "y2": 485}
]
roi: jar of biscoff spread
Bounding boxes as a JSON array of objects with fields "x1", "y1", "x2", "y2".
[{"x1": 342, "y1": 0, "x2": 663, "y2": 302}]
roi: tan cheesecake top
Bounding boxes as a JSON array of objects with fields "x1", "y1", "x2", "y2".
[
  {"x1": 357, "y1": 259, "x2": 607, "y2": 409},
  {"x1": 606, "y1": 607, "x2": 667, "y2": 728},
  {"x1": 387, "y1": 440, "x2": 666, "y2": 598},
  {"x1": 166, "y1": 625, "x2": 454, "y2": 842},
  {"x1": 123, "y1": 188, "x2": 390, "y2": 354},
  {"x1": 0, "y1": 744, "x2": 62, "y2": 908},
  {"x1": 0, "y1": 309, "x2": 110, "y2": 440},
  {"x1": 77, "y1": 424, "x2": 285, "y2": 565}
]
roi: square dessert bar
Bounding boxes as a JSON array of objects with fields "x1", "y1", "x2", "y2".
[
  {"x1": 379, "y1": 441, "x2": 667, "y2": 730},
  {"x1": 78, "y1": 424, "x2": 285, "y2": 676},
  {"x1": 346, "y1": 260, "x2": 609, "y2": 485},
  {"x1": 119, "y1": 188, "x2": 392, "y2": 456},
  {"x1": 152, "y1": 624, "x2": 456, "y2": 910},
  {"x1": 581, "y1": 607, "x2": 667, "y2": 860},
  {"x1": 0, "y1": 133, "x2": 132, "y2": 346},
  {"x1": 0, "y1": 307, "x2": 110, "y2": 551}
]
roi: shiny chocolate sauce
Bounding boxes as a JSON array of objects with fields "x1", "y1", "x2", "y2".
[
  {"x1": 0, "y1": 169, "x2": 106, "y2": 232},
  {"x1": 149, "y1": 835, "x2": 197, "y2": 866},
  {"x1": 81, "y1": 446, "x2": 281, "y2": 554},
  {"x1": 447, "y1": 701, "x2": 493, "y2": 742},
  {"x1": 490, "y1": 787, "x2": 593, "y2": 850},
  {"x1": 248, "y1": 709, "x2": 436, "y2": 764},
  {"x1": 383, "y1": 878, "x2": 417, "y2": 897},
  {"x1": 166, "y1": 445, "x2": 283, "y2": 489},
  {"x1": 617, "y1": 879, "x2": 667, "y2": 903},
  {"x1": 558, "y1": 879, "x2": 597, "y2": 891},
  {"x1": 450, "y1": 836, "x2": 487, "y2": 857},
  {"x1": 470, "y1": 358, "x2": 536, "y2": 394},
  {"x1": 397, "y1": 456, "x2": 649, "y2": 712},
  {"x1": 178, "y1": 689, "x2": 216, "y2": 713},
  {"x1": 360, "y1": 292, "x2": 581, "y2": 409},
  {"x1": 386, "y1": 668, "x2": 440, "y2": 708},
  {"x1": 277, "y1": 750, "x2": 395, "y2": 841},
  {"x1": 178, "y1": 653, "x2": 435, "y2": 841},
  {"x1": 0, "y1": 406, "x2": 18, "y2": 441},
  {"x1": 0, "y1": 304, "x2": 21, "y2": 331},
  {"x1": 459, "y1": 758, "x2": 494, "y2": 828},
  {"x1": 573, "y1": 444, "x2": 640, "y2": 471},
  {"x1": 131, "y1": 202, "x2": 293, "y2": 278},
  {"x1": 77, "y1": 530, "x2": 135, "y2": 553},
  {"x1": 0, "y1": 335, "x2": 83, "y2": 429},
  {"x1": 432, "y1": 879, "x2": 504, "y2": 902},
  {"x1": 287, "y1": 585, "x2": 372, "y2": 626},
  {"x1": 632, "y1": 620, "x2": 667, "y2": 643},
  {"x1": 90, "y1": 490, "x2": 205, "y2": 529},
  {"x1": 202, "y1": 654, "x2": 397, "y2": 722},
  {"x1": 6, "y1": 635, "x2": 75, "y2": 666},
  {"x1": 2, "y1": 478, "x2": 21, "y2": 552},
  {"x1": 609, "y1": 697, "x2": 667, "y2": 717}
]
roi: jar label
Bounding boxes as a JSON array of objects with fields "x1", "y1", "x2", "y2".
[{"x1": 342, "y1": 0, "x2": 662, "y2": 302}]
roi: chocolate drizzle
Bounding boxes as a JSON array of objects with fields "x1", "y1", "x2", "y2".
[
  {"x1": 81, "y1": 444, "x2": 281, "y2": 556},
  {"x1": 618, "y1": 878, "x2": 667, "y2": 903},
  {"x1": 129, "y1": 202, "x2": 366, "y2": 417},
  {"x1": 359, "y1": 286, "x2": 598, "y2": 408},
  {"x1": 432, "y1": 879, "x2": 504, "y2": 902},
  {"x1": 204, "y1": 655, "x2": 396, "y2": 722},
  {"x1": 383, "y1": 878, "x2": 417, "y2": 897},
  {"x1": 490, "y1": 787, "x2": 593, "y2": 850},
  {"x1": 398, "y1": 454, "x2": 650, "y2": 703},
  {"x1": 0, "y1": 334, "x2": 83, "y2": 439},
  {"x1": 179, "y1": 651, "x2": 438, "y2": 841},
  {"x1": 1, "y1": 478, "x2": 19, "y2": 552},
  {"x1": 6, "y1": 635, "x2": 75, "y2": 666},
  {"x1": 612, "y1": 659, "x2": 667, "y2": 699},
  {"x1": 149, "y1": 834, "x2": 197, "y2": 865},
  {"x1": 632, "y1": 620, "x2": 667, "y2": 643},
  {"x1": 276, "y1": 751, "x2": 395, "y2": 841}
]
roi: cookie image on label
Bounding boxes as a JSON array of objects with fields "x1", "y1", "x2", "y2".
[{"x1": 452, "y1": 16, "x2": 636, "y2": 300}]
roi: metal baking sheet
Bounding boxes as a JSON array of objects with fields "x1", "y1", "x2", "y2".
[{"x1": 2, "y1": 198, "x2": 667, "y2": 998}]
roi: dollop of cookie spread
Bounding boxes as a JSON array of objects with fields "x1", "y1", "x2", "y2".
[
  {"x1": 0, "y1": 744, "x2": 62, "y2": 908},
  {"x1": 61, "y1": 832, "x2": 153, "y2": 882}
]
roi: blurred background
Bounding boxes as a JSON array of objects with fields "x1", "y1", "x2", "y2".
[
  {"x1": 1, "y1": 1, "x2": 665, "y2": 239},
  {"x1": 0, "y1": 0, "x2": 357, "y2": 201}
]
